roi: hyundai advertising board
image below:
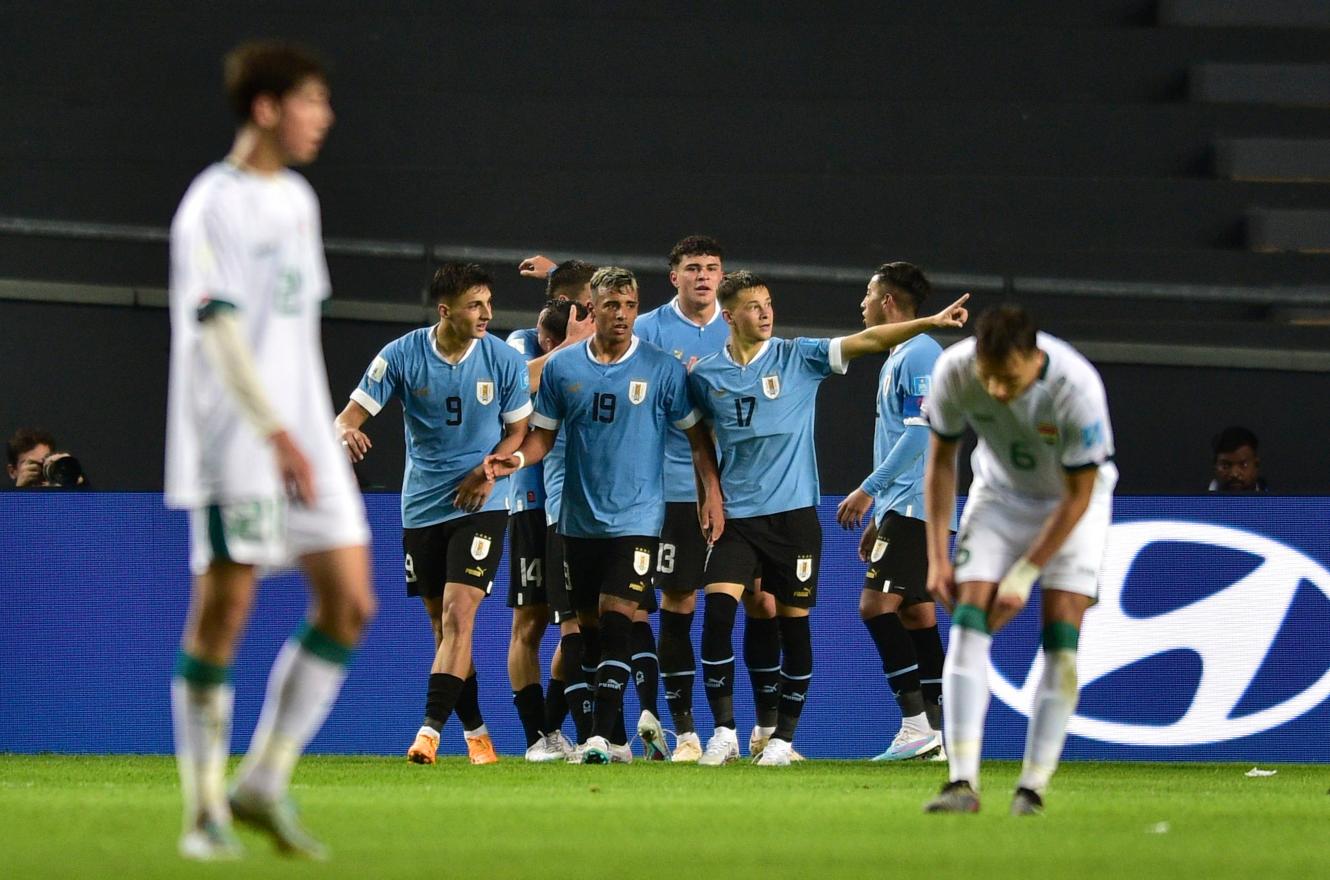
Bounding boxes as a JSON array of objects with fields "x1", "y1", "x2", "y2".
[{"x1": 1, "y1": 494, "x2": 1326, "y2": 761}]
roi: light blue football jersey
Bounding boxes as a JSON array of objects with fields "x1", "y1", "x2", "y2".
[
  {"x1": 862, "y1": 334, "x2": 955, "y2": 527},
  {"x1": 505, "y1": 329, "x2": 546, "y2": 514},
  {"x1": 353, "y1": 328, "x2": 532, "y2": 528},
  {"x1": 688, "y1": 337, "x2": 847, "y2": 519},
  {"x1": 531, "y1": 337, "x2": 699, "y2": 538},
  {"x1": 635, "y1": 298, "x2": 729, "y2": 502},
  {"x1": 541, "y1": 430, "x2": 568, "y2": 527}
]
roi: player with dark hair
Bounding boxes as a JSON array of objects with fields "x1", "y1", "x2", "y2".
[
  {"x1": 689, "y1": 271, "x2": 968, "y2": 766},
  {"x1": 923, "y1": 304, "x2": 1116, "y2": 815},
  {"x1": 635, "y1": 235, "x2": 784, "y2": 762},
  {"x1": 335, "y1": 262, "x2": 531, "y2": 767},
  {"x1": 485, "y1": 266, "x2": 724, "y2": 765},
  {"x1": 834, "y1": 262, "x2": 950, "y2": 760},
  {"x1": 507, "y1": 259, "x2": 598, "y2": 358},
  {"x1": 166, "y1": 40, "x2": 373, "y2": 860}
]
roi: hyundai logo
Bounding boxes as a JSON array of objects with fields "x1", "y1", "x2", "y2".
[{"x1": 988, "y1": 520, "x2": 1330, "y2": 747}]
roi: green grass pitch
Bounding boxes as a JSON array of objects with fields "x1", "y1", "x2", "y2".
[{"x1": 2, "y1": 755, "x2": 1327, "y2": 879}]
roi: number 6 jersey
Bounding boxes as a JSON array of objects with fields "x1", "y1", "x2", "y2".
[{"x1": 927, "y1": 332, "x2": 1117, "y2": 501}]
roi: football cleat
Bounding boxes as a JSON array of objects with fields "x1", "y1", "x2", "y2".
[
  {"x1": 748, "y1": 726, "x2": 774, "y2": 760},
  {"x1": 525, "y1": 733, "x2": 569, "y2": 763},
  {"x1": 582, "y1": 735, "x2": 611, "y2": 764},
  {"x1": 608, "y1": 741, "x2": 634, "y2": 764},
  {"x1": 928, "y1": 742, "x2": 948, "y2": 762},
  {"x1": 1010, "y1": 787, "x2": 1044, "y2": 817},
  {"x1": 698, "y1": 727, "x2": 740, "y2": 766},
  {"x1": 923, "y1": 780, "x2": 981, "y2": 814},
  {"x1": 637, "y1": 710, "x2": 669, "y2": 761},
  {"x1": 565, "y1": 743, "x2": 587, "y2": 764},
  {"x1": 178, "y1": 819, "x2": 244, "y2": 861},
  {"x1": 872, "y1": 727, "x2": 944, "y2": 762},
  {"x1": 466, "y1": 732, "x2": 500, "y2": 765},
  {"x1": 755, "y1": 737, "x2": 793, "y2": 766},
  {"x1": 229, "y1": 790, "x2": 329, "y2": 860},
  {"x1": 671, "y1": 731, "x2": 703, "y2": 763},
  {"x1": 406, "y1": 726, "x2": 440, "y2": 764}
]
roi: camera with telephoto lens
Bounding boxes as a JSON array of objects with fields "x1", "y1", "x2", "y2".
[{"x1": 43, "y1": 454, "x2": 86, "y2": 488}]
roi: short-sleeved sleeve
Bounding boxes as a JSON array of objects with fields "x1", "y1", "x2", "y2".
[
  {"x1": 531, "y1": 357, "x2": 565, "y2": 430},
  {"x1": 687, "y1": 368, "x2": 716, "y2": 423},
  {"x1": 1057, "y1": 375, "x2": 1114, "y2": 471},
  {"x1": 192, "y1": 195, "x2": 251, "y2": 320},
  {"x1": 926, "y1": 353, "x2": 968, "y2": 440},
  {"x1": 898, "y1": 343, "x2": 939, "y2": 427},
  {"x1": 663, "y1": 359, "x2": 700, "y2": 429},
  {"x1": 499, "y1": 349, "x2": 534, "y2": 424},
  {"x1": 792, "y1": 337, "x2": 844, "y2": 377},
  {"x1": 505, "y1": 328, "x2": 531, "y2": 357},
  {"x1": 350, "y1": 340, "x2": 403, "y2": 417}
]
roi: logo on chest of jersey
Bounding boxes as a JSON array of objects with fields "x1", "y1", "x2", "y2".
[
  {"x1": 471, "y1": 534, "x2": 493, "y2": 560},
  {"x1": 476, "y1": 380, "x2": 495, "y2": 405},
  {"x1": 672, "y1": 349, "x2": 684, "y2": 360},
  {"x1": 1037, "y1": 423, "x2": 1058, "y2": 445},
  {"x1": 629, "y1": 379, "x2": 649, "y2": 405},
  {"x1": 762, "y1": 374, "x2": 781, "y2": 399}
]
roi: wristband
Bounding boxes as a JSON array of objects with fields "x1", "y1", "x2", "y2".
[
  {"x1": 996, "y1": 557, "x2": 1041, "y2": 603},
  {"x1": 512, "y1": 450, "x2": 526, "y2": 470}
]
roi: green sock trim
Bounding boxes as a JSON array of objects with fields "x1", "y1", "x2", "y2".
[
  {"x1": 296, "y1": 622, "x2": 354, "y2": 667},
  {"x1": 951, "y1": 603, "x2": 989, "y2": 634},
  {"x1": 1042, "y1": 621, "x2": 1080, "y2": 652},
  {"x1": 174, "y1": 651, "x2": 230, "y2": 686}
]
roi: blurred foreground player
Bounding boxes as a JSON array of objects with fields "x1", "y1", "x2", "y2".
[
  {"x1": 922, "y1": 305, "x2": 1116, "y2": 815},
  {"x1": 336, "y1": 263, "x2": 530, "y2": 766},
  {"x1": 165, "y1": 41, "x2": 373, "y2": 861}
]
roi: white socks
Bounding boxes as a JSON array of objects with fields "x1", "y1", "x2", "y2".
[
  {"x1": 172, "y1": 678, "x2": 234, "y2": 828},
  {"x1": 1018, "y1": 648, "x2": 1078, "y2": 794},
  {"x1": 942, "y1": 624, "x2": 992, "y2": 787}
]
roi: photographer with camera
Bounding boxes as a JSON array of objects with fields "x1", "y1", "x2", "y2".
[{"x1": 6, "y1": 427, "x2": 88, "y2": 489}]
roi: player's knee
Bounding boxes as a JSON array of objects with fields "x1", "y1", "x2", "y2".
[
  {"x1": 662, "y1": 590, "x2": 696, "y2": 614},
  {"x1": 899, "y1": 601, "x2": 934, "y2": 629},
  {"x1": 513, "y1": 610, "x2": 546, "y2": 648}
]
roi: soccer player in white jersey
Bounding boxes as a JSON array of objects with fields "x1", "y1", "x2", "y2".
[
  {"x1": 486, "y1": 267, "x2": 725, "y2": 765},
  {"x1": 835, "y1": 263, "x2": 951, "y2": 760},
  {"x1": 688, "y1": 271, "x2": 969, "y2": 766},
  {"x1": 335, "y1": 263, "x2": 531, "y2": 766},
  {"x1": 922, "y1": 305, "x2": 1116, "y2": 816},
  {"x1": 165, "y1": 41, "x2": 373, "y2": 861}
]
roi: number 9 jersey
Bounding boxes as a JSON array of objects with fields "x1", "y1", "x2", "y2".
[{"x1": 927, "y1": 331, "x2": 1117, "y2": 500}]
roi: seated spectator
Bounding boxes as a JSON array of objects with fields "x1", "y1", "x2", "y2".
[
  {"x1": 1207, "y1": 426, "x2": 1266, "y2": 493},
  {"x1": 6, "y1": 428, "x2": 88, "y2": 488}
]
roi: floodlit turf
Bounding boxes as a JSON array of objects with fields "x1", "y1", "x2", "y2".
[{"x1": 1, "y1": 755, "x2": 1327, "y2": 879}]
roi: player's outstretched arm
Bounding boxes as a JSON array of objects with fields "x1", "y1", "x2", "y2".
[
  {"x1": 923, "y1": 432, "x2": 961, "y2": 611},
  {"x1": 455, "y1": 417, "x2": 529, "y2": 512},
  {"x1": 988, "y1": 466, "x2": 1097, "y2": 632},
  {"x1": 199, "y1": 308, "x2": 314, "y2": 504},
  {"x1": 526, "y1": 309, "x2": 595, "y2": 392},
  {"x1": 838, "y1": 293, "x2": 970, "y2": 362},
  {"x1": 334, "y1": 400, "x2": 374, "y2": 462},
  {"x1": 836, "y1": 424, "x2": 929, "y2": 530},
  {"x1": 685, "y1": 422, "x2": 725, "y2": 544},
  {"x1": 518, "y1": 254, "x2": 557, "y2": 278},
  {"x1": 483, "y1": 426, "x2": 557, "y2": 479}
]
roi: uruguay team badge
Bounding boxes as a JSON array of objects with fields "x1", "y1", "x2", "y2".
[
  {"x1": 762, "y1": 374, "x2": 780, "y2": 399},
  {"x1": 795, "y1": 555, "x2": 813, "y2": 582},
  {"x1": 476, "y1": 380, "x2": 494, "y2": 405},
  {"x1": 471, "y1": 534, "x2": 492, "y2": 560},
  {"x1": 629, "y1": 379, "x2": 648, "y2": 405},
  {"x1": 870, "y1": 539, "x2": 888, "y2": 563},
  {"x1": 633, "y1": 548, "x2": 652, "y2": 576}
]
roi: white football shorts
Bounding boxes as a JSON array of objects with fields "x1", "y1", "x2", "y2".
[{"x1": 189, "y1": 490, "x2": 369, "y2": 576}]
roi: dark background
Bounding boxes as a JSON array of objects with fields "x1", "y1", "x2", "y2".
[{"x1": 2, "y1": 1, "x2": 1327, "y2": 492}]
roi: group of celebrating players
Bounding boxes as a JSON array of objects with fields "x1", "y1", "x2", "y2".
[{"x1": 164, "y1": 42, "x2": 1118, "y2": 860}]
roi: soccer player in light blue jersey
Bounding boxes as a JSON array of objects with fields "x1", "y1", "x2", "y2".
[
  {"x1": 505, "y1": 259, "x2": 597, "y2": 359},
  {"x1": 635, "y1": 235, "x2": 782, "y2": 762},
  {"x1": 688, "y1": 271, "x2": 969, "y2": 766},
  {"x1": 486, "y1": 267, "x2": 725, "y2": 765},
  {"x1": 335, "y1": 262, "x2": 531, "y2": 766},
  {"x1": 835, "y1": 263, "x2": 952, "y2": 761}
]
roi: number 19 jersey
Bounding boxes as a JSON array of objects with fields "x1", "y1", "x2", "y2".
[{"x1": 531, "y1": 337, "x2": 699, "y2": 539}]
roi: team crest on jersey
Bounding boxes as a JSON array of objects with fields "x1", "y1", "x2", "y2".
[
  {"x1": 629, "y1": 379, "x2": 649, "y2": 405},
  {"x1": 476, "y1": 380, "x2": 495, "y2": 405},
  {"x1": 795, "y1": 555, "x2": 813, "y2": 582},
  {"x1": 1038, "y1": 422, "x2": 1058, "y2": 445},
  {"x1": 762, "y1": 374, "x2": 781, "y2": 399},
  {"x1": 633, "y1": 548, "x2": 652, "y2": 576},
  {"x1": 471, "y1": 534, "x2": 493, "y2": 560},
  {"x1": 870, "y1": 538, "x2": 888, "y2": 563}
]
